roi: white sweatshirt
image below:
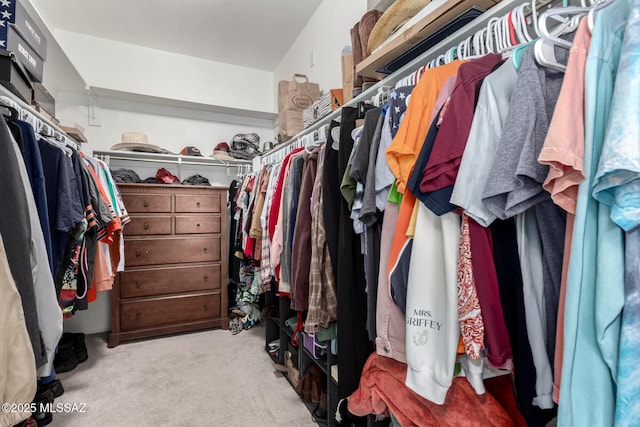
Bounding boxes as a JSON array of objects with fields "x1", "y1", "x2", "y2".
[{"x1": 404, "y1": 205, "x2": 461, "y2": 404}]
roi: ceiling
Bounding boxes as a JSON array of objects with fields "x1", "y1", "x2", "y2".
[{"x1": 33, "y1": 0, "x2": 322, "y2": 71}]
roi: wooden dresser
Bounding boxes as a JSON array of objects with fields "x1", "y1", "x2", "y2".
[{"x1": 108, "y1": 183, "x2": 228, "y2": 347}]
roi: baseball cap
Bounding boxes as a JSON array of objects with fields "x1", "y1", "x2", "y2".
[
  {"x1": 180, "y1": 146, "x2": 203, "y2": 157},
  {"x1": 210, "y1": 142, "x2": 234, "y2": 161}
]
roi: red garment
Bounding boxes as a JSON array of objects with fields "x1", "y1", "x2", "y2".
[
  {"x1": 348, "y1": 352, "x2": 515, "y2": 427},
  {"x1": 268, "y1": 148, "x2": 304, "y2": 239},
  {"x1": 468, "y1": 218, "x2": 513, "y2": 368},
  {"x1": 420, "y1": 54, "x2": 503, "y2": 192}
]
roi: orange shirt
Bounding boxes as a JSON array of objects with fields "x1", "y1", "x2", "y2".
[{"x1": 386, "y1": 60, "x2": 465, "y2": 195}]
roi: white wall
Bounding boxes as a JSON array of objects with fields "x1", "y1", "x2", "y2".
[
  {"x1": 56, "y1": 92, "x2": 276, "y2": 156},
  {"x1": 54, "y1": 30, "x2": 276, "y2": 113},
  {"x1": 273, "y1": 0, "x2": 368, "y2": 106}
]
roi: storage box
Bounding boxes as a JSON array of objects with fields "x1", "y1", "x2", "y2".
[
  {"x1": 6, "y1": 25, "x2": 42, "y2": 82},
  {"x1": 32, "y1": 82, "x2": 54, "y2": 116},
  {"x1": 2, "y1": 0, "x2": 47, "y2": 60},
  {"x1": 0, "y1": 49, "x2": 33, "y2": 102},
  {"x1": 303, "y1": 332, "x2": 327, "y2": 360}
]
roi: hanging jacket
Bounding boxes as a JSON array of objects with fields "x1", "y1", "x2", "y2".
[{"x1": 0, "y1": 232, "x2": 37, "y2": 427}]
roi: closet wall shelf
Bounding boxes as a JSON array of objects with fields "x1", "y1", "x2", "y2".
[
  {"x1": 87, "y1": 86, "x2": 278, "y2": 128},
  {"x1": 94, "y1": 149, "x2": 254, "y2": 167},
  {"x1": 259, "y1": 0, "x2": 528, "y2": 164}
]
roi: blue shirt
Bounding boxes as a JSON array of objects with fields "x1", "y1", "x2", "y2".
[
  {"x1": 559, "y1": 2, "x2": 628, "y2": 426},
  {"x1": 592, "y1": 1, "x2": 640, "y2": 424}
]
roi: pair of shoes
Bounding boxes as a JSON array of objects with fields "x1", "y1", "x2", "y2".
[
  {"x1": 53, "y1": 333, "x2": 88, "y2": 374},
  {"x1": 38, "y1": 379, "x2": 64, "y2": 399}
]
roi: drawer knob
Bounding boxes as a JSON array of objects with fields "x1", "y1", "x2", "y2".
[
  {"x1": 135, "y1": 250, "x2": 141, "y2": 257},
  {"x1": 204, "y1": 275, "x2": 208, "y2": 281},
  {"x1": 136, "y1": 311, "x2": 141, "y2": 320},
  {"x1": 143, "y1": 200, "x2": 149, "y2": 207},
  {"x1": 203, "y1": 247, "x2": 208, "y2": 253},
  {"x1": 197, "y1": 202, "x2": 201, "y2": 207},
  {"x1": 143, "y1": 223, "x2": 149, "y2": 230},
  {"x1": 203, "y1": 304, "x2": 208, "y2": 311},
  {"x1": 135, "y1": 280, "x2": 142, "y2": 288},
  {"x1": 196, "y1": 223, "x2": 201, "y2": 227}
]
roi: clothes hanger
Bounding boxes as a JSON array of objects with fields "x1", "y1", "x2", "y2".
[
  {"x1": 534, "y1": 5, "x2": 589, "y2": 72},
  {"x1": 0, "y1": 95, "x2": 19, "y2": 121},
  {"x1": 538, "y1": 6, "x2": 589, "y2": 49},
  {"x1": 588, "y1": 0, "x2": 613, "y2": 33}
]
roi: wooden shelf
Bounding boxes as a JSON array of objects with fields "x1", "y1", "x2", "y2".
[{"x1": 357, "y1": 0, "x2": 501, "y2": 79}]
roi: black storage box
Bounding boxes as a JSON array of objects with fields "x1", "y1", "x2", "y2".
[
  {"x1": 0, "y1": 49, "x2": 33, "y2": 102},
  {"x1": 32, "y1": 82, "x2": 54, "y2": 117}
]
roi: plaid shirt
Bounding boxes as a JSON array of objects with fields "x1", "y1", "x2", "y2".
[
  {"x1": 305, "y1": 146, "x2": 337, "y2": 332},
  {"x1": 260, "y1": 164, "x2": 281, "y2": 288}
]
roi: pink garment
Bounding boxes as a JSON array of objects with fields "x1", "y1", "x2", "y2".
[
  {"x1": 375, "y1": 201, "x2": 406, "y2": 363},
  {"x1": 537, "y1": 19, "x2": 591, "y2": 403},
  {"x1": 538, "y1": 19, "x2": 589, "y2": 213},
  {"x1": 270, "y1": 165, "x2": 290, "y2": 284},
  {"x1": 430, "y1": 75, "x2": 457, "y2": 124},
  {"x1": 348, "y1": 352, "x2": 516, "y2": 427}
]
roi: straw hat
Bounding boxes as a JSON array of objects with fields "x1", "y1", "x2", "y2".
[
  {"x1": 111, "y1": 132, "x2": 173, "y2": 154},
  {"x1": 367, "y1": 0, "x2": 432, "y2": 54}
]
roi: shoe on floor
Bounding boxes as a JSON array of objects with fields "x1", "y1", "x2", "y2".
[
  {"x1": 72, "y1": 333, "x2": 88, "y2": 363},
  {"x1": 32, "y1": 388, "x2": 53, "y2": 426},
  {"x1": 37, "y1": 379, "x2": 64, "y2": 400},
  {"x1": 53, "y1": 339, "x2": 78, "y2": 373}
]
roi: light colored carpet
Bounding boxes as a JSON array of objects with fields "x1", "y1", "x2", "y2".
[{"x1": 52, "y1": 327, "x2": 317, "y2": 427}]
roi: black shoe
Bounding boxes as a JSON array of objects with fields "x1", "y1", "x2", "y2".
[
  {"x1": 71, "y1": 333, "x2": 88, "y2": 363},
  {"x1": 53, "y1": 340, "x2": 78, "y2": 373},
  {"x1": 32, "y1": 388, "x2": 53, "y2": 427},
  {"x1": 39, "y1": 379, "x2": 64, "y2": 399}
]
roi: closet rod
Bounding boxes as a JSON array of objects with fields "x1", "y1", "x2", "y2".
[
  {"x1": 0, "y1": 82, "x2": 79, "y2": 148},
  {"x1": 260, "y1": 0, "x2": 554, "y2": 164}
]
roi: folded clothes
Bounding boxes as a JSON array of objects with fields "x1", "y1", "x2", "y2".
[
  {"x1": 110, "y1": 168, "x2": 142, "y2": 183},
  {"x1": 182, "y1": 174, "x2": 211, "y2": 186},
  {"x1": 229, "y1": 149, "x2": 257, "y2": 160}
]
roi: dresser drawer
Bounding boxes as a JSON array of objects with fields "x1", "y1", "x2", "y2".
[
  {"x1": 124, "y1": 236, "x2": 221, "y2": 266},
  {"x1": 120, "y1": 293, "x2": 221, "y2": 331},
  {"x1": 175, "y1": 193, "x2": 221, "y2": 213},
  {"x1": 119, "y1": 264, "x2": 221, "y2": 298},
  {"x1": 122, "y1": 193, "x2": 172, "y2": 213},
  {"x1": 175, "y1": 215, "x2": 221, "y2": 234},
  {"x1": 125, "y1": 216, "x2": 172, "y2": 236}
]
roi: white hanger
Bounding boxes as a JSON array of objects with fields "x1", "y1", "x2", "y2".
[
  {"x1": 588, "y1": 0, "x2": 613, "y2": 33},
  {"x1": 538, "y1": 6, "x2": 588, "y2": 49}
]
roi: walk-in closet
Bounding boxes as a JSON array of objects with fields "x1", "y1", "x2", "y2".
[{"x1": 0, "y1": 0, "x2": 637, "y2": 426}]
